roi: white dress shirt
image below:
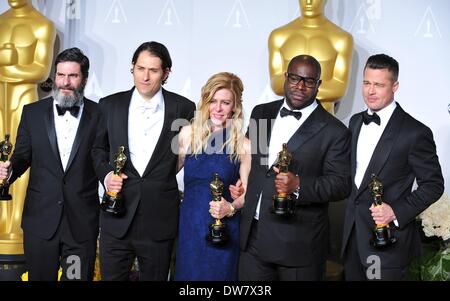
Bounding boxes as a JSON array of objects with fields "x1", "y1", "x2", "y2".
[
  {"x1": 254, "y1": 100, "x2": 318, "y2": 219},
  {"x1": 53, "y1": 100, "x2": 84, "y2": 171},
  {"x1": 128, "y1": 88, "x2": 165, "y2": 176},
  {"x1": 354, "y1": 101, "x2": 397, "y2": 188}
]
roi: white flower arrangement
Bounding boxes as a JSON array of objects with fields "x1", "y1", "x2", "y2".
[{"x1": 419, "y1": 193, "x2": 450, "y2": 241}]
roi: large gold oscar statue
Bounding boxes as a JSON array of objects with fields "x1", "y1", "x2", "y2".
[
  {"x1": 269, "y1": 0, "x2": 353, "y2": 114},
  {"x1": 0, "y1": 0, "x2": 55, "y2": 255}
]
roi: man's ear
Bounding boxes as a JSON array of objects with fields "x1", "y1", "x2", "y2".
[
  {"x1": 392, "y1": 81, "x2": 399, "y2": 93},
  {"x1": 163, "y1": 68, "x2": 171, "y2": 81}
]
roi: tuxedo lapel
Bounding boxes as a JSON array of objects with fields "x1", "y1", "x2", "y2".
[
  {"x1": 65, "y1": 99, "x2": 91, "y2": 173},
  {"x1": 265, "y1": 100, "x2": 283, "y2": 149},
  {"x1": 116, "y1": 91, "x2": 132, "y2": 153},
  {"x1": 286, "y1": 103, "x2": 326, "y2": 153},
  {"x1": 44, "y1": 99, "x2": 64, "y2": 172},
  {"x1": 141, "y1": 89, "x2": 177, "y2": 177},
  {"x1": 113, "y1": 89, "x2": 140, "y2": 176},
  {"x1": 261, "y1": 100, "x2": 283, "y2": 171},
  {"x1": 356, "y1": 106, "x2": 405, "y2": 198},
  {"x1": 350, "y1": 114, "x2": 363, "y2": 181}
]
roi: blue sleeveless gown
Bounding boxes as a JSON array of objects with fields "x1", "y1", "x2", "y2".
[{"x1": 175, "y1": 132, "x2": 240, "y2": 281}]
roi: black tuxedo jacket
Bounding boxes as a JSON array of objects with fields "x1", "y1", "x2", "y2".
[
  {"x1": 240, "y1": 100, "x2": 351, "y2": 267},
  {"x1": 341, "y1": 104, "x2": 444, "y2": 268},
  {"x1": 92, "y1": 88, "x2": 195, "y2": 240},
  {"x1": 11, "y1": 97, "x2": 101, "y2": 242}
]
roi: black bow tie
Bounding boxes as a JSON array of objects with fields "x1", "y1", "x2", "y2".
[
  {"x1": 56, "y1": 104, "x2": 80, "y2": 118},
  {"x1": 362, "y1": 111, "x2": 380, "y2": 125},
  {"x1": 280, "y1": 107, "x2": 302, "y2": 120}
]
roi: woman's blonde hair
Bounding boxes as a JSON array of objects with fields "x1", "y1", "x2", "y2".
[{"x1": 190, "y1": 72, "x2": 245, "y2": 161}]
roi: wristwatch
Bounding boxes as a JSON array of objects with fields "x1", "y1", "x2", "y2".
[
  {"x1": 293, "y1": 175, "x2": 300, "y2": 199},
  {"x1": 227, "y1": 203, "x2": 236, "y2": 217}
]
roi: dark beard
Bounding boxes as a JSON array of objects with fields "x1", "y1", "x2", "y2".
[{"x1": 52, "y1": 85, "x2": 85, "y2": 108}]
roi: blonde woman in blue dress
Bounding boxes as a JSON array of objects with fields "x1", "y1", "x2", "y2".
[{"x1": 175, "y1": 72, "x2": 251, "y2": 280}]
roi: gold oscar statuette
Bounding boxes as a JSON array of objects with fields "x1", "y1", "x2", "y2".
[
  {"x1": 100, "y1": 146, "x2": 127, "y2": 216},
  {"x1": 0, "y1": 134, "x2": 13, "y2": 200},
  {"x1": 206, "y1": 173, "x2": 229, "y2": 246},
  {"x1": 268, "y1": 0, "x2": 353, "y2": 114},
  {"x1": 271, "y1": 143, "x2": 295, "y2": 217},
  {"x1": 369, "y1": 174, "x2": 397, "y2": 248}
]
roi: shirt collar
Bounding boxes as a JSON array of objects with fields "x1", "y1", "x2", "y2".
[
  {"x1": 53, "y1": 98, "x2": 84, "y2": 119},
  {"x1": 367, "y1": 100, "x2": 397, "y2": 126},
  {"x1": 130, "y1": 87, "x2": 164, "y2": 112},
  {"x1": 281, "y1": 99, "x2": 318, "y2": 118}
]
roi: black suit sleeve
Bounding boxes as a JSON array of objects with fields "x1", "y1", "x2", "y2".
[
  {"x1": 185, "y1": 101, "x2": 195, "y2": 122},
  {"x1": 391, "y1": 126, "x2": 444, "y2": 228},
  {"x1": 91, "y1": 98, "x2": 113, "y2": 186},
  {"x1": 10, "y1": 105, "x2": 32, "y2": 183},
  {"x1": 299, "y1": 126, "x2": 352, "y2": 204},
  {"x1": 245, "y1": 104, "x2": 263, "y2": 138}
]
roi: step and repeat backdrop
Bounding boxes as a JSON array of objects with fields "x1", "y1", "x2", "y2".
[{"x1": 1, "y1": 0, "x2": 449, "y2": 191}]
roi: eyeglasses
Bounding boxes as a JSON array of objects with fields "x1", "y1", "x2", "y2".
[{"x1": 285, "y1": 72, "x2": 319, "y2": 88}]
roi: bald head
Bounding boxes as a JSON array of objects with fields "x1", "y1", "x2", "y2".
[{"x1": 287, "y1": 55, "x2": 321, "y2": 79}]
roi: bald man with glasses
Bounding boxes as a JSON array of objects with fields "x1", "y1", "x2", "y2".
[{"x1": 239, "y1": 54, "x2": 351, "y2": 281}]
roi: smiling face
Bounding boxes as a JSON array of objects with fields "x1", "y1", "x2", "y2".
[
  {"x1": 208, "y1": 88, "x2": 235, "y2": 130},
  {"x1": 363, "y1": 67, "x2": 398, "y2": 112},
  {"x1": 132, "y1": 50, "x2": 169, "y2": 100}
]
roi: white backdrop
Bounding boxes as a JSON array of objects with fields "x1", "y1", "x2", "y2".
[{"x1": 2, "y1": 0, "x2": 449, "y2": 260}]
